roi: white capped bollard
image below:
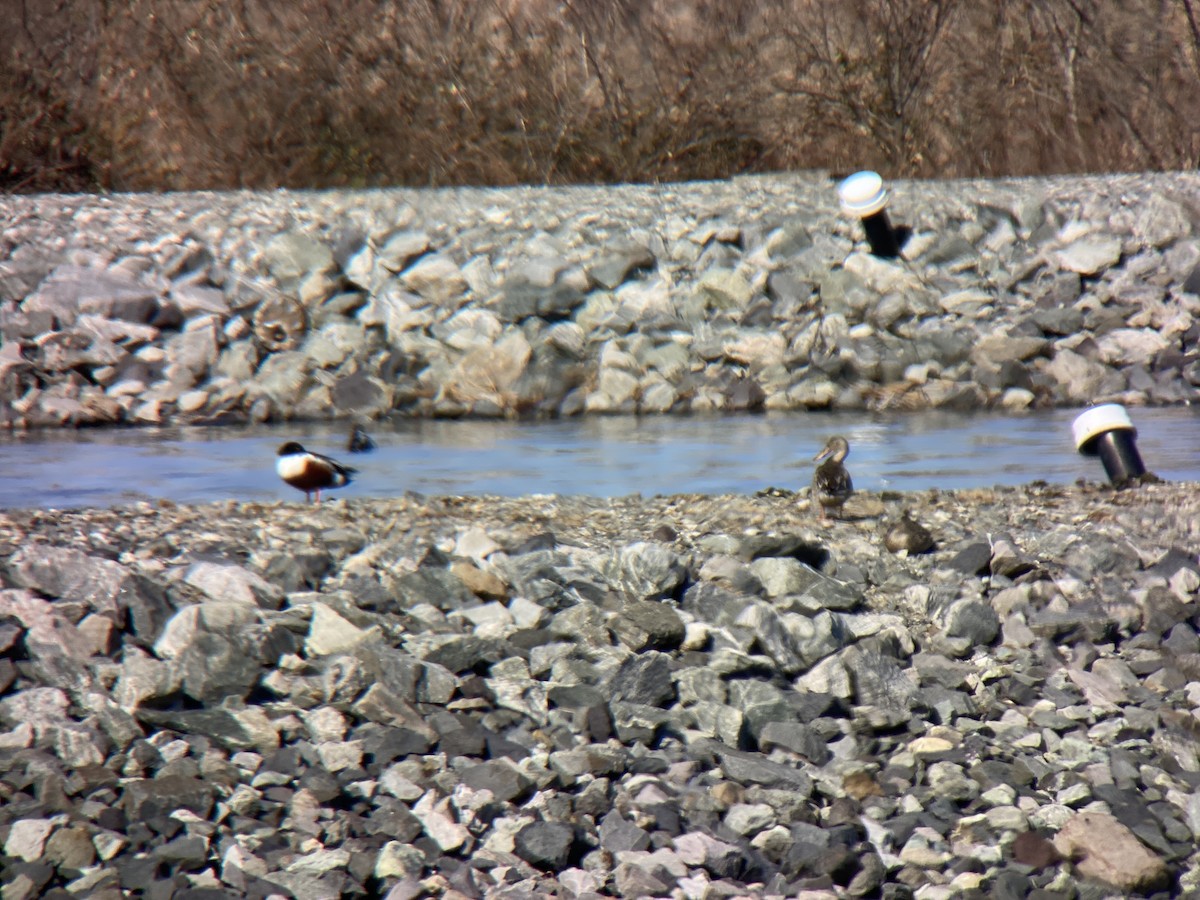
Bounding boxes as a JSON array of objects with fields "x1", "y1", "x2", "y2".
[
  {"x1": 1072, "y1": 404, "x2": 1146, "y2": 486},
  {"x1": 837, "y1": 170, "x2": 901, "y2": 258}
]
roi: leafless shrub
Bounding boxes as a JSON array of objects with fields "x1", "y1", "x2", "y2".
[
  {"x1": 0, "y1": 0, "x2": 104, "y2": 191},
  {"x1": 1, "y1": 0, "x2": 1198, "y2": 192},
  {"x1": 949, "y1": 0, "x2": 1200, "y2": 175},
  {"x1": 762, "y1": 0, "x2": 962, "y2": 174}
]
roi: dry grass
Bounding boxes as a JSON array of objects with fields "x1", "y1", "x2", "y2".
[{"x1": 2, "y1": 0, "x2": 1198, "y2": 193}]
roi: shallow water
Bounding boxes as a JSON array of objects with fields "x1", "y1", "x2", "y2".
[{"x1": 0, "y1": 407, "x2": 1196, "y2": 510}]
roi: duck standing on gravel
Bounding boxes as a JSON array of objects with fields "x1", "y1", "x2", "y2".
[
  {"x1": 276, "y1": 442, "x2": 357, "y2": 503},
  {"x1": 812, "y1": 435, "x2": 853, "y2": 522}
]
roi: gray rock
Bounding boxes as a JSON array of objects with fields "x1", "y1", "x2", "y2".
[
  {"x1": 457, "y1": 759, "x2": 533, "y2": 803},
  {"x1": 215, "y1": 339, "x2": 260, "y2": 381},
  {"x1": 440, "y1": 331, "x2": 531, "y2": 411},
  {"x1": 0, "y1": 589, "x2": 94, "y2": 663},
  {"x1": 587, "y1": 366, "x2": 639, "y2": 413},
  {"x1": 599, "y1": 810, "x2": 652, "y2": 853},
  {"x1": 123, "y1": 773, "x2": 214, "y2": 819},
  {"x1": 332, "y1": 371, "x2": 392, "y2": 416},
  {"x1": 588, "y1": 241, "x2": 655, "y2": 290},
  {"x1": 796, "y1": 579, "x2": 863, "y2": 613},
  {"x1": 375, "y1": 230, "x2": 431, "y2": 274},
  {"x1": 302, "y1": 321, "x2": 366, "y2": 368},
  {"x1": 1097, "y1": 327, "x2": 1170, "y2": 367},
  {"x1": 154, "y1": 601, "x2": 262, "y2": 660},
  {"x1": 305, "y1": 602, "x2": 377, "y2": 656},
  {"x1": 113, "y1": 649, "x2": 181, "y2": 708},
  {"x1": 725, "y1": 802, "x2": 776, "y2": 835},
  {"x1": 748, "y1": 557, "x2": 822, "y2": 598},
  {"x1": 183, "y1": 560, "x2": 284, "y2": 607},
  {"x1": 1040, "y1": 347, "x2": 1113, "y2": 403},
  {"x1": 604, "y1": 542, "x2": 689, "y2": 602},
  {"x1": 608, "y1": 652, "x2": 675, "y2": 707},
  {"x1": 970, "y1": 333, "x2": 1047, "y2": 367},
  {"x1": 1031, "y1": 303, "x2": 1084, "y2": 335},
  {"x1": 947, "y1": 542, "x2": 991, "y2": 576},
  {"x1": 1054, "y1": 810, "x2": 1170, "y2": 893},
  {"x1": 687, "y1": 699, "x2": 744, "y2": 744},
  {"x1": 398, "y1": 255, "x2": 463, "y2": 309},
  {"x1": 673, "y1": 830, "x2": 747, "y2": 879},
  {"x1": 609, "y1": 700, "x2": 675, "y2": 743},
  {"x1": 176, "y1": 631, "x2": 264, "y2": 703},
  {"x1": 610, "y1": 600, "x2": 686, "y2": 652},
  {"x1": 613, "y1": 859, "x2": 673, "y2": 896},
  {"x1": 252, "y1": 349, "x2": 315, "y2": 408},
  {"x1": 4, "y1": 818, "x2": 63, "y2": 863},
  {"x1": 706, "y1": 742, "x2": 814, "y2": 795},
  {"x1": 24, "y1": 265, "x2": 162, "y2": 326},
  {"x1": 168, "y1": 282, "x2": 231, "y2": 318},
  {"x1": 728, "y1": 680, "x2": 789, "y2": 733},
  {"x1": 543, "y1": 321, "x2": 587, "y2": 359},
  {"x1": 5, "y1": 544, "x2": 131, "y2": 621},
  {"x1": 1054, "y1": 235, "x2": 1123, "y2": 275},
  {"x1": 841, "y1": 645, "x2": 917, "y2": 709},
  {"x1": 418, "y1": 634, "x2": 513, "y2": 674},
  {"x1": 1119, "y1": 194, "x2": 1192, "y2": 248},
  {"x1": 758, "y1": 721, "x2": 831, "y2": 764},
  {"x1": 43, "y1": 825, "x2": 96, "y2": 870},
  {"x1": 497, "y1": 281, "x2": 586, "y2": 322},
  {"x1": 675, "y1": 667, "x2": 727, "y2": 705},
  {"x1": 939, "y1": 598, "x2": 1000, "y2": 647},
  {"x1": 742, "y1": 605, "x2": 849, "y2": 675},
  {"x1": 514, "y1": 821, "x2": 576, "y2": 870},
  {"x1": 697, "y1": 269, "x2": 753, "y2": 309},
  {"x1": 391, "y1": 566, "x2": 477, "y2": 613},
  {"x1": 264, "y1": 232, "x2": 336, "y2": 282},
  {"x1": 989, "y1": 536, "x2": 1038, "y2": 578},
  {"x1": 681, "y1": 581, "x2": 757, "y2": 627}
]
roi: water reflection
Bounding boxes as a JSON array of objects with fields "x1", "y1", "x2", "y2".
[{"x1": 0, "y1": 407, "x2": 1195, "y2": 509}]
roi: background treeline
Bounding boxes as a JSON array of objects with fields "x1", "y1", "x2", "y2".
[{"x1": 3, "y1": 0, "x2": 1199, "y2": 193}]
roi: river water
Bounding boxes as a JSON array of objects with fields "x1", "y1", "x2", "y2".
[{"x1": 0, "y1": 407, "x2": 1196, "y2": 510}]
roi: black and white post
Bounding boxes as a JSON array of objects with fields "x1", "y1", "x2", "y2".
[
  {"x1": 837, "y1": 170, "x2": 901, "y2": 258},
  {"x1": 1072, "y1": 404, "x2": 1147, "y2": 486}
]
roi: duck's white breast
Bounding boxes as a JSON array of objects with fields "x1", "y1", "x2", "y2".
[{"x1": 277, "y1": 454, "x2": 308, "y2": 480}]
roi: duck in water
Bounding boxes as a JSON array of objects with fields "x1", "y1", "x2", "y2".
[
  {"x1": 812, "y1": 435, "x2": 852, "y2": 522},
  {"x1": 347, "y1": 425, "x2": 376, "y2": 454}
]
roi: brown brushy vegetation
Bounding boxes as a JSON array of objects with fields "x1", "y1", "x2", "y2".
[{"x1": 3, "y1": 0, "x2": 1199, "y2": 193}]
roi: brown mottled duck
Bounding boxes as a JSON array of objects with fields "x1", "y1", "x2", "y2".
[{"x1": 812, "y1": 435, "x2": 853, "y2": 522}]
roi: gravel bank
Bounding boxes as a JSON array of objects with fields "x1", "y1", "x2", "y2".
[
  {"x1": 2, "y1": 171, "x2": 1200, "y2": 428},
  {"x1": 2, "y1": 480, "x2": 1200, "y2": 897}
]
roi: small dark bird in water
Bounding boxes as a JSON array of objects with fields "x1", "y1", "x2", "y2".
[
  {"x1": 347, "y1": 425, "x2": 376, "y2": 454},
  {"x1": 884, "y1": 511, "x2": 934, "y2": 554},
  {"x1": 812, "y1": 435, "x2": 853, "y2": 522},
  {"x1": 276, "y1": 442, "x2": 357, "y2": 503}
]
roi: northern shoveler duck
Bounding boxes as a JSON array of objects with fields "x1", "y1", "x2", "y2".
[
  {"x1": 276, "y1": 442, "x2": 357, "y2": 503},
  {"x1": 812, "y1": 435, "x2": 853, "y2": 522}
]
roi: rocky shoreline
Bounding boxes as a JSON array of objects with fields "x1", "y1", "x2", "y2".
[
  {"x1": 2, "y1": 480, "x2": 1200, "y2": 897},
  {"x1": 2, "y1": 171, "x2": 1200, "y2": 429}
]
